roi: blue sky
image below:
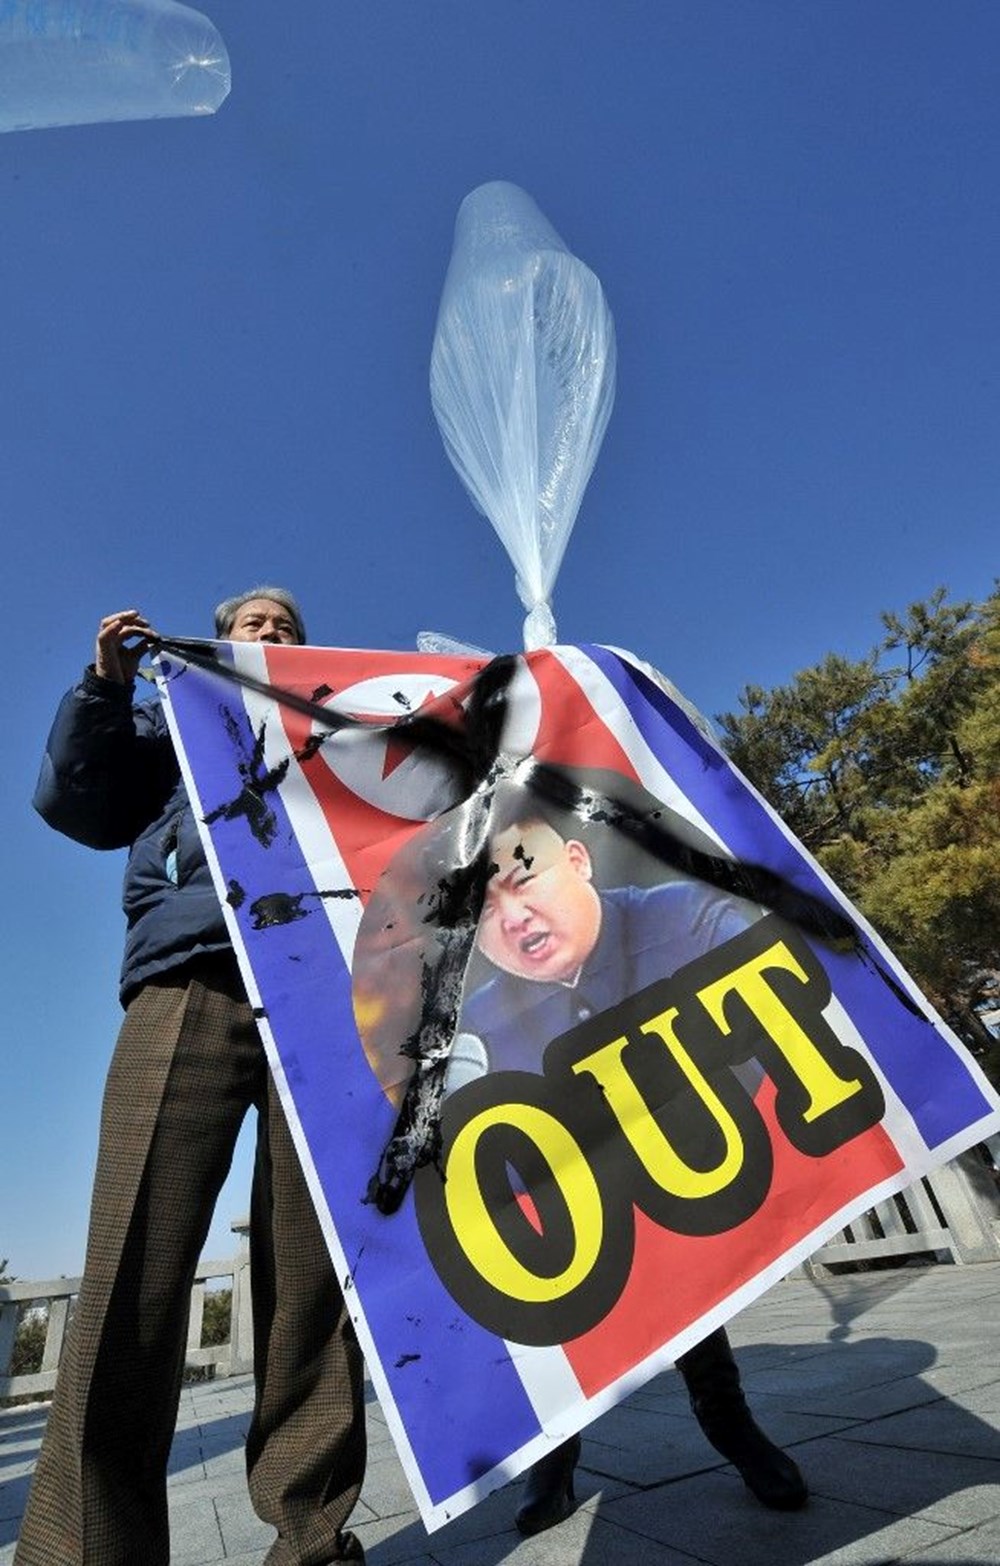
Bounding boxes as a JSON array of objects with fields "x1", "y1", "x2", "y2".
[{"x1": 2, "y1": 0, "x2": 999, "y2": 1280}]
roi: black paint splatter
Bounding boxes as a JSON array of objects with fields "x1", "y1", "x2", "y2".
[
  {"x1": 248, "y1": 886, "x2": 363, "y2": 931},
  {"x1": 250, "y1": 893, "x2": 309, "y2": 929},
  {"x1": 226, "y1": 879, "x2": 246, "y2": 909},
  {"x1": 202, "y1": 707, "x2": 290, "y2": 848}
]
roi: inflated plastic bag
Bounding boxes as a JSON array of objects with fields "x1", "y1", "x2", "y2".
[
  {"x1": 430, "y1": 182, "x2": 616, "y2": 649},
  {"x1": 0, "y1": 0, "x2": 230, "y2": 133}
]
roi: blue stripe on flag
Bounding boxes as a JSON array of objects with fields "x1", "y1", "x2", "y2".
[{"x1": 165, "y1": 659, "x2": 544, "y2": 1504}]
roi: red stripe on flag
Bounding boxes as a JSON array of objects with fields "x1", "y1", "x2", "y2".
[
  {"x1": 562, "y1": 1079, "x2": 904, "y2": 1395},
  {"x1": 261, "y1": 646, "x2": 487, "y2": 902},
  {"x1": 527, "y1": 652, "x2": 639, "y2": 776}
]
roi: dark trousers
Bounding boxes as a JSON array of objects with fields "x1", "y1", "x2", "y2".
[{"x1": 15, "y1": 955, "x2": 366, "y2": 1566}]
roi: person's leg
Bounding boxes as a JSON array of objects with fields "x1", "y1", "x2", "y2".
[
  {"x1": 513, "y1": 1325, "x2": 808, "y2": 1537},
  {"x1": 514, "y1": 1435, "x2": 581, "y2": 1536},
  {"x1": 15, "y1": 958, "x2": 261, "y2": 1566},
  {"x1": 676, "y1": 1327, "x2": 807, "y2": 1509},
  {"x1": 246, "y1": 1076, "x2": 366, "y2": 1566}
]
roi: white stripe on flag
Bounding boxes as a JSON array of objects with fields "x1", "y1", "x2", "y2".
[
  {"x1": 552, "y1": 646, "x2": 729, "y2": 851},
  {"x1": 233, "y1": 643, "x2": 366, "y2": 964}
]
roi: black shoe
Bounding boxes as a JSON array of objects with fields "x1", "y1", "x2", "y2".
[
  {"x1": 677, "y1": 1328, "x2": 808, "y2": 1511},
  {"x1": 323, "y1": 1531, "x2": 365, "y2": 1561},
  {"x1": 704, "y1": 1410, "x2": 808, "y2": 1510},
  {"x1": 515, "y1": 1434, "x2": 582, "y2": 1535}
]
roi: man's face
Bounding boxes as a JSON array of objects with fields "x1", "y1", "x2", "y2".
[
  {"x1": 227, "y1": 598, "x2": 300, "y2": 645},
  {"x1": 477, "y1": 819, "x2": 601, "y2": 984}
]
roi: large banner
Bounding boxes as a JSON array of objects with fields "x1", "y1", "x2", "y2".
[{"x1": 157, "y1": 638, "x2": 1000, "y2": 1530}]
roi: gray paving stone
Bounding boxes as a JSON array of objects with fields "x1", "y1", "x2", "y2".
[
  {"x1": 803, "y1": 1435, "x2": 1000, "y2": 1525},
  {"x1": 418, "y1": 1486, "x2": 524, "y2": 1556},
  {"x1": 432, "y1": 1466, "x2": 628, "y2": 1557},
  {"x1": 962, "y1": 1380, "x2": 1000, "y2": 1418},
  {"x1": 904, "y1": 1515, "x2": 1000, "y2": 1564},
  {"x1": 360, "y1": 1449, "x2": 429, "y2": 1522},
  {"x1": 0, "y1": 1434, "x2": 42, "y2": 1463},
  {"x1": 599, "y1": 1468, "x2": 959, "y2": 1566},
  {"x1": 169, "y1": 1434, "x2": 209, "y2": 1486},
  {"x1": 740, "y1": 1335, "x2": 938, "y2": 1399},
  {"x1": 0, "y1": 1461, "x2": 34, "y2": 1486},
  {"x1": 922, "y1": 1362, "x2": 1000, "y2": 1399},
  {"x1": 364, "y1": 1423, "x2": 399, "y2": 1462},
  {"x1": 355, "y1": 1509, "x2": 455, "y2": 1563},
  {"x1": 167, "y1": 1459, "x2": 208, "y2": 1488},
  {"x1": 428, "y1": 1509, "x2": 702, "y2": 1565},
  {"x1": 167, "y1": 1490, "x2": 225, "y2": 1566},
  {"x1": 835, "y1": 1397, "x2": 1000, "y2": 1461},
  {"x1": 202, "y1": 1445, "x2": 248, "y2": 1480},
  {"x1": 214, "y1": 1489, "x2": 276, "y2": 1556},
  {"x1": 158, "y1": 1474, "x2": 233, "y2": 1511}
]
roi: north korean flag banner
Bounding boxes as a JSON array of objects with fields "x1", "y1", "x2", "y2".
[{"x1": 156, "y1": 637, "x2": 1000, "y2": 1531}]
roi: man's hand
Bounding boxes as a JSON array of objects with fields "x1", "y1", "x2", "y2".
[{"x1": 94, "y1": 609, "x2": 157, "y2": 685}]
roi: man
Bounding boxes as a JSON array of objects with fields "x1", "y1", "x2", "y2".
[
  {"x1": 468, "y1": 803, "x2": 756, "y2": 1070},
  {"x1": 461, "y1": 792, "x2": 808, "y2": 1535},
  {"x1": 17, "y1": 592, "x2": 366, "y2": 1566}
]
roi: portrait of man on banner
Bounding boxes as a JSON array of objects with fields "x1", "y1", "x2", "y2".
[
  {"x1": 351, "y1": 765, "x2": 761, "y2": 1101},
  {"x1": 459, "y1": 777, "x2": 762, "y2": 1077}
]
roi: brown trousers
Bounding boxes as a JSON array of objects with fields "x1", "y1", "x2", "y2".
[{"x1": 15, "y1": 955, "x2": 366, "y2": 1566}]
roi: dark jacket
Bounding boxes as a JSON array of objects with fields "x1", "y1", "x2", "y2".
[{"x1": 33, "y1": 667, "x2": 230, "y2": 1005}]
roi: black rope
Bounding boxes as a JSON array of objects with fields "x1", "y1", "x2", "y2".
[
  {"x1": 155, "y1": 636, "x2": 515, "y2": 793},
  {"x1": 522, "y1": 762, "x2": 858, "y2": 946}
]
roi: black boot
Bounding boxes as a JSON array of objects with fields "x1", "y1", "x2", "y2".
[
  {"x1": 676, "y1": 1328, "x2": 808, "y2": 1510},
  {"x1": 515, "y1": 1433, "x2": 582, "y2": 1535}
]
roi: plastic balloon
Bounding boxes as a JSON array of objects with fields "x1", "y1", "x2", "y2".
[
  {"x1": 416, "y1": 630, "x2": 494, "y2": 658},
  {"x1": 0, "y1": 0, "x2": 230, "y2": 133},
  {"x1": 430, "y1": 181, "x2": 616, "y2": 650}
]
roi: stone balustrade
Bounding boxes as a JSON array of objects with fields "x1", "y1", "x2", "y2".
[
  {"x1": 4, "y1": 1138, "x2": 1000, "y2": 1405},
  {"x1": 1, "y1": 1221, "x2": 252, "y2": 1404}
]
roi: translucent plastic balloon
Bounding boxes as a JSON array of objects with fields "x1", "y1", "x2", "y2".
[
  {"x1": 430, "y1": 182, "x2": 616, "y2": 650},
  {"x1": 416, "y1": 630, "x2": 495, "y2": 658},
  {"x1": 0, "y1": 0, "x2": 230, "y2": 133}
]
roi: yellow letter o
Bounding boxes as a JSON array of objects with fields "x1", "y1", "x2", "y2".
[{"x1": 445, "y1": 1103, "x2": 603, "y2": 1305}]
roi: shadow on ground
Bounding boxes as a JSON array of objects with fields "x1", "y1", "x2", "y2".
[{"x1": 3, "y1": 1269, "x2": 998, "y2": 1564}]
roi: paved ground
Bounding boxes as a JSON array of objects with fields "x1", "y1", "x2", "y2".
[{"x1": 2, "y1": 1263, "x2": 999, "y2": 1565}]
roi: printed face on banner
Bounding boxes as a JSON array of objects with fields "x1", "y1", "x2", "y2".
[
  {"x1": 157, "y1": 640, "x2": 1000, "y2": 1531},
  {"x1": 477, "y1": 820, "x2": 600, "y2": 981}
]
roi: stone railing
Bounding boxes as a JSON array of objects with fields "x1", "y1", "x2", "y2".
[
  {"x1": 797, "y1": 1136, "x2": 1000, "y2": 1276},
  {"x1": 5, "y1": 1140, "x2": 1000, "y2": 1403},
  {"x1": 1, "y1": 1221, "x2": 252, "y2": 1404}
]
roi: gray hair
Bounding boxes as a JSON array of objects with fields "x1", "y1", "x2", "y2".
[{"x1": 213, "y1": 586, "x2": 306, "y2": 645}]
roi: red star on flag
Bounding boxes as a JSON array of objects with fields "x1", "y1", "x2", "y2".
[{"x1": 381, "y1": 688, "x2": 448, "y2": 779}]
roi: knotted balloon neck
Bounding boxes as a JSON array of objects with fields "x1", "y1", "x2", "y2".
[{"x1": 522, "y1": 600, "x2": 557, "y2": 650}]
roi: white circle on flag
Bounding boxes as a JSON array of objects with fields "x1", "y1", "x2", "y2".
[
  {"x1": 312, "y1": 672, "x2": 466, "y2": 822},
  {"x1": 499, "y1": 657, "x2": 542, "y2": 759}
]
